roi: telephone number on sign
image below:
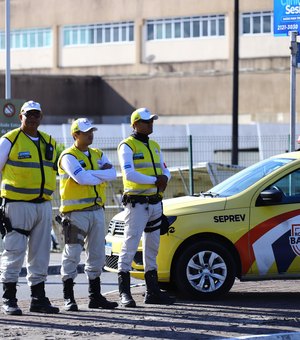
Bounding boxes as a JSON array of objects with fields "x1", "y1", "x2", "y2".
[{"x1": 277, "y1": 24, "x2": 299, "y2": 31}]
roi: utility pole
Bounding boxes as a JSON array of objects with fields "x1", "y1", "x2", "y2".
[
  {"x1": 5, "y1": 0, "x2": 11, "y2": 100},
  {"x1": 231, "y1": 0, "x2": 239, "y2": 165}
]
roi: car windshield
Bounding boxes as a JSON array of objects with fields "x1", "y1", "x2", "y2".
[{"x1": 203, "y1": 157, "x2": 295, "y2": 197}]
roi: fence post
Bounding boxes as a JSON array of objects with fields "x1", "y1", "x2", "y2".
[{"x1": 188, "y1": 135, "x2": 194, "y2": 195}]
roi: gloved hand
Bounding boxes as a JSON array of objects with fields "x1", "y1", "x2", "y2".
[{"x1": 155, "y1": 175, "x2": 168, "y2": 192}]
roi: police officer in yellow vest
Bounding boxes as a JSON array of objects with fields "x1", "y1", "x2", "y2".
[
  {"x1": 0, "y1": 100, "x2": 59, "y2": 315},
  {"x1": 117, "y1": 108, "x2": 175, "y2": 307},
  {"x1": 58, "y1": 118, "x2": 118, "y2": 311}
]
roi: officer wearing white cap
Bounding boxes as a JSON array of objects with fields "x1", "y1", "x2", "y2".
[
  {"x1": 117, "y1": 108, "x2": 175, "y2": 307},
  {"x1": 58, "y1": 118, "x2": 118, "y2": 311},
  {"x1": 0, "y1": 100, "x2": 59, "y2": 315}
]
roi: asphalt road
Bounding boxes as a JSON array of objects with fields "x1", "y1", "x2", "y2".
[
  {"x1": 2, "y1": 252, "x2": 300, "y2": 339},
  {"x1": 1, "y1": 278, "x2": 300, "y2": 339}
]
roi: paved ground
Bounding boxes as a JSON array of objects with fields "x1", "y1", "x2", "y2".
[
  {"x1": 1, "y1": 280, "x2": 300, "y2": 339},
  {"x1": 1, "y1": 252, "x2": 300, "y2": 339}
]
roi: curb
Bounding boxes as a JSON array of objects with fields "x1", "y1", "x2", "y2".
[
  {"x1": 19, "y1": 264, "x2": 85, "y2": 277},
  {"x1": 232, "y1": 332, "x2": 300, "y2": 340}
]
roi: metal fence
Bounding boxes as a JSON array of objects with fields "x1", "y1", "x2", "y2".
[{"x1": 55, "y1": 134, "x2": 291, "y2": 169}]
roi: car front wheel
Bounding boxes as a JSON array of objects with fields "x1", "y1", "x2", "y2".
[{"x1": 173, "y1": 240, "x2": 236, "y2": 300}]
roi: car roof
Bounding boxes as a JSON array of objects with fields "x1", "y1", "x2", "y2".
[{"x1": 270, "y1": 151, "x2": 300, "y2": 160}]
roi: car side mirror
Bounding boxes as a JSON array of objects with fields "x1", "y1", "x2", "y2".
[{"x1": 257, "y1": 188, "x2": 283, "y2": 206}]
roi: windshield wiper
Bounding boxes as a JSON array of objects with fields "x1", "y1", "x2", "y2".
[{"x1": 200, "y1": 191, "x2": 219, "y2": 198}]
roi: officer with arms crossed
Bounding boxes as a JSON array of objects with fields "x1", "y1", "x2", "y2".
[
  {"x1": 58, "y1": 118, "x2": 118, "y2": 311},
  {"x1": 0, "y1": 100, "x2": 59, "y2": 315},
  {"x1": 117, "y1": 108, "x2": 175, "y2": 307}
]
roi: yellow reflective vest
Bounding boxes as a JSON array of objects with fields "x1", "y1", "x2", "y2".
[
  {"x1": 58, "y1": 145, "x2": 106, "y2": 213},
  {"x1": 118, "y1": 136, "x2": 163, "y2": 196},
  {"x1": 1, "y1": 128, "x2": 57, "y2": 201}
]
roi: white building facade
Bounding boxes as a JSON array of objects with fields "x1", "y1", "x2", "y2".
[{"x1": 0, "y1": 0, "x2": 295, "y2": 124}]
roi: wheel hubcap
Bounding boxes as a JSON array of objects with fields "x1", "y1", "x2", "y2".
[{"x1": 186, "y1": 250, "x2": 227, "y2": 292}]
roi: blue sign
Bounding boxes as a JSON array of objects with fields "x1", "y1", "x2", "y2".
[{"x1": 274, "y1": 0, "x2": 300, "y2": 36}]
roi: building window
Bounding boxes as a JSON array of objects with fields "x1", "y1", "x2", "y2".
[
  {"x1": 146, "y1": 14, "x2": 225, "y2": 40},
  {"x1": 96, "y1": 28, "x2": 102, "y2": 43},
  {"x1": 242, "y1": 11, "x2": 273, "y2": 35},
  {"x1": 0, "y1": 28, "x2": 52, "y2": 50},
  {"x1": 166, "y1": 22, "x2": 172, "y2": 38},
  {"x1": 105, "y1": 26, "x2": 111, "y2": 43},
  {"x1": 113, "y1": 26, "x2": 119, "y2": 42},
  {"x1": 63, "y1": 21, "x2": 134, "y2": 46}
]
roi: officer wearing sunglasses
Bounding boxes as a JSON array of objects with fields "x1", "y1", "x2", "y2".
[{"x1": 117, "y1": 108, "x2": 175, "y2": 307}]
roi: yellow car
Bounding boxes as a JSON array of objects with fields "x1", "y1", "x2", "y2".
[{"x1": 105, "y1": 151, "x2": 300, "y2": 299}]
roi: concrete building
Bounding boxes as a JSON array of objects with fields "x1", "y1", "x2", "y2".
[{"x1": 0, "y1": 0, "x2": 296, "y2": 124}]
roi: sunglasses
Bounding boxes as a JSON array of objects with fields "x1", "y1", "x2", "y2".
[
  {"x1": 23, "y1": 111, "x2": 42, "y2": 118},
  {"x1": 138, "y1": 119, "x2": 153, "y2": 124}
]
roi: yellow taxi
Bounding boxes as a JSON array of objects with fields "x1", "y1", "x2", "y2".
[{"x1": 105, "y1": 151, "x2": 300, "y2": 299}]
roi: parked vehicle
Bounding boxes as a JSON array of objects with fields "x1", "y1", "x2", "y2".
[{"x1": 105, "y1": 151, "x2": 300, "y2": 299}]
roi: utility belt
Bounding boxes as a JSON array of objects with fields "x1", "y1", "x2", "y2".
[
  {"x1": 5, "y1": 197, "x2": 47, "y2": 204},
  {"x1": 122, "y1": 194, "x2": 162, "y2": 207},
  {"x1": 82, "y1": 204, "x2": 103, "y2": 211},
  {"x1": 0, "y1": 199, "x2": 30, "y2": 238}
]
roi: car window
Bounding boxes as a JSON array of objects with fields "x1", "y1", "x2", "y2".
[
  {"x1": 206, "y1": 157, "x2": 295, "y2": 197},
  {"x1": 263, "y1": 168, "x2": 300, "y2": 204}
]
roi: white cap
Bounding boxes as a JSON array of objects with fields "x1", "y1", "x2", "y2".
[
  {"x1": 71, "y1": 118, "x2": 98, "y2": 134},
  {"x1": 20, "y1": 100, "x2": 42, "y2": 114},
  {"x1": 130, "y1": 108, "x2": 158, "y2": 126}
]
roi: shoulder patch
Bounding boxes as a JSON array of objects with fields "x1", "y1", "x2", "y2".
[{"x1": 74, "y1": 167, "x2": 83, "y2": 176}]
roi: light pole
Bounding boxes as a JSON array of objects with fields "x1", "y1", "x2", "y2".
[
  {"x1": 231, "y1": 0, "x2": 239, "y2": 165},
  {"x1": 5, "y1": 0, "x2": 11, "y2": 100}
]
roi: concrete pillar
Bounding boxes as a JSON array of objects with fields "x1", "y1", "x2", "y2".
[
  {"x1": 135, "y1": 18, "x2": 144, "y2": 66},
  {"x1": 52, "y1": 24, "x2": 59, "y2": 70}
]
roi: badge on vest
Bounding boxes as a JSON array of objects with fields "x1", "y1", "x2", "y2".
[
  {"x1": 133, "y1": 153, "x2": 144, "y2": 160},
  {"x1": 18, "y1": 151, "x2": 31, "y2": 159}
]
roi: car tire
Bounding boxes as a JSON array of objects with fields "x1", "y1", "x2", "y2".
[{"x1": 173, "y1": 240, "x2": 236, "y2": 300}]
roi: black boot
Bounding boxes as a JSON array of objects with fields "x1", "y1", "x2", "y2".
[
  {"x1": 88, "y1": 277, "x2": 118, "y2": 309},
  {"x1": 63, "y1": 278, "x2": 78, "y2": 311},
  {"x1": 2, "y1": 282, "x2": 22, "y2": 315},
  {"x1": 30, "y1": 282, "x2": 59, "y2": 313},
  {"x1": 144, "y1": 270, "x2": 176, "y2": 305},
  {"x1": 118, "y1": 271, "x2": 136, "y2": 308}
]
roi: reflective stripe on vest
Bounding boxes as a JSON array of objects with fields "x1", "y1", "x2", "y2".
[
  {"x1": 135, "y1": 162, "x2": 161, "y2": 169},
  {"x1": 6, "y1": 159, "x2": 55, "y2": 169},
  {"x1": 61, "y1": 197, "x2": 103, "y2": 206},
  {"x1": 1, "y1": 183, "x2": 53, "y2": 196},
  {"x1": 124, "y1": 188, "x2": 158, "y2": 195}
]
